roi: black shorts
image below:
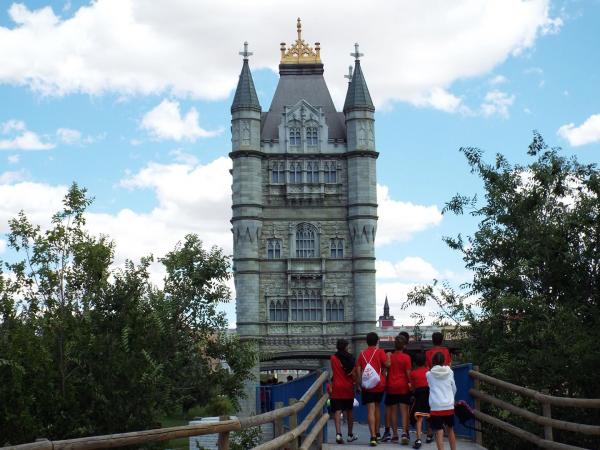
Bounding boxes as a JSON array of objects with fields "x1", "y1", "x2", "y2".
[
  {"x1": 361, "y1": 390, "x2": 384, "y2": 405},
  {"x1": 412, "y1": 387, "x2": 430, "y2": 414},
  {"x1": 430, "y1": 414, "x2": 454, "y2": 430},
  {"x1": 330, "y1": 398, "x2": 354, "y2": 412},
  {"x1": 384, "y1": 393, "x2": 412, "y2": 406}
]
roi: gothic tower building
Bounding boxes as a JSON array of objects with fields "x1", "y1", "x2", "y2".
[{"x1": 231, "y1": 20, "x2": 378, "y2": 412}]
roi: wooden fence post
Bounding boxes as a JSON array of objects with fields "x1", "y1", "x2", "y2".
[
  {"x1": 316, "y1": 384, "x2": 324, "y2": 446},
  {"x1": 473, "y1": 365, "x2": 483, "y2": 446},
  {"x1": 218, "y1": 415, "x2": 231, "y2": 450},
  {"x1": 541, "y1": 389, "x2": 553, "y2": 442},
  {"x1": 289, "y1": 398, "x2": 299, "y2": 450},
  {"x1": 274, "y1": 401, "x2": 284, "y2": 439}
]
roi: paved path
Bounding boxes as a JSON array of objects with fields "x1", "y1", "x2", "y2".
[{"x1": 324, "y1": 420, "x2": 485, "y2": 450}]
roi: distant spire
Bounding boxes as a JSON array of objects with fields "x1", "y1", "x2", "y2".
[
  {"x1": 231, "y1": 42, "x2": 261, "y2": 113},
  {"x1": 344, "y1": 65, "x2": 353, "y2": 84},
  {"x1": 384, "y1": 296, "x2": 390, "y2": 317},
  {"x1": 343, "y1": 43, "x2": 374, "y2": 113}
]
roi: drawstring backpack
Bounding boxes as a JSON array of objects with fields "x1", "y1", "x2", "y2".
[{"x1": 361, "y1": 349, "x2": 381, "y2": 389}]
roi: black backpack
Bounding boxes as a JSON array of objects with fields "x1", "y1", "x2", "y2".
[{"x1": 454, "y1": 400, "x2": 482, "y2": 432}]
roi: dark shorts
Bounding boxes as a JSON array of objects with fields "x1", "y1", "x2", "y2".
[
  {"x1": 330, "y1": 398, "x2": 354, "y2": 412},
  {"x1": 413, "y1": 387, "x2": 430, "y2": 414},
  {"x1": 430, "y1": 414, "x2": 454, "y2": 430},
  {"x1": 384, "y1": 393, "x2": 412, "y2": 406},
  {"x1": 361, "y1": 390, "x2": 384, "y2": 405}
]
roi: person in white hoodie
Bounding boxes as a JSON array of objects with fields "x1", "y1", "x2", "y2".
[{"x1": 426, "y1": 352, "x2": 457, "y2": 450}]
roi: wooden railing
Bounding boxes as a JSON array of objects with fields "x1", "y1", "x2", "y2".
[
  {"x1": 2, "y1": 371, "x2": 330, "y2": 450},
  {"x1": 470, "y1": 366, "x2": 600, "y2": 450}
]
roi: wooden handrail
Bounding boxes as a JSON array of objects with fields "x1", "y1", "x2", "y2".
[
  {"x1": 252, "y1": 394, "x2": 329, "y2": 450},
  {"x1": 470, "y1": 389, "x2": 600, "y2": 436},
  {"x1": 299, "y1": 413, "x2": 329, "y2": 450},
  {"x1": 469, "y1": 370, "x2": 600, "y2": 408},
  {"x1": 2, "y1": 370, "x2": 330, "y2": 450},
  {"x1": 472, "y1": 410, "x2": 588, "y2": 450}
]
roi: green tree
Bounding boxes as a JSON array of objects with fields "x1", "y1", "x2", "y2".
[
  {"x1": 406, "y1": 134, "x2": 600, "y2": 449},
  {"x1": 0, "y1": 184, "x2": 255, "y2": 446}
]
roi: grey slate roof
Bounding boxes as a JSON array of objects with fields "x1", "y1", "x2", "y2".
[
  {"x1": 343, "y1": 60, "x2": 374, "y2": 113},
  {"x1": 260, "y1": 64, "x2": 346, "y2": 141},
  {"x1": 231, "y1": 60, "x2": 261, "y2": 113}
]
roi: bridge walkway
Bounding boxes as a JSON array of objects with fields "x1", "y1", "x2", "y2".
[{"x1": 324, "y1": 420, "x2": 486, "y2": 450}]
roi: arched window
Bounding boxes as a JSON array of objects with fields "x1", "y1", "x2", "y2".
[
  {"x1": 306, "y1": 127, "x2": 318, "y2": 146},
  {"x1": 269, "y1": 299, "x2": 289, "y2": 322},
  {"x1": 271, "y1": 162, "x2": 285, "y2": 184},
  {"x1": 324, "y1": 162, "x2": 337, "y2": 183},
  {"x1": 330, "y1": 238, "x2": 344, "y2": 258},
  {"x1": 289, "y1": 162, "x2": 302, "y2": 184},
  {"x1": 296, "y1": 223, "x2": 317, "y2": 258},
  {"x1": 306, "y1": 162, "x2": 319, "y2": 183},
  {"x1": 326, "y1": 299, "x2": 344, "y2": 321},
  {"x1": 289, "y1": 127, "x2": 301, "y2": 146},
  {"x1": 291, "y1": 290, "x2": 322, "y2": 321},
  {"x1": 267, "y1": 239, "x2": 281, "y2": 259}
]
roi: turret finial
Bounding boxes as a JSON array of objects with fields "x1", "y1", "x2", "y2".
[
  {"x1": 344, "y1": 65, "x2": 353, "y2": 83},
  {"x1": 280, "y1": 18, "x2": 321, "y2": 65},
  {"x1": 350, "y1": 42, "x2": 364, "y2": 61},
  {"x1": 239, "y1": 41, "x2": 253, "y2": 60},
  {"x1": 297, "y1": 17, "x2": 302, "y2": 41}
]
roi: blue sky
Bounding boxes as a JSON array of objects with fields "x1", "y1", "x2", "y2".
[{"x1": 0, "y1": 0, "x2": 599, "y2": 325}]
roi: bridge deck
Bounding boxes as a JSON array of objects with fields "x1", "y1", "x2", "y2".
[{"x1": 324, "y1": 420, "x2": 486, "y2": 450}]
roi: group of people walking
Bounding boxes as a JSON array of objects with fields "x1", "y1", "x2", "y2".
[{"x1": 329, "y1": 331, "x2": 457, "y2": 450}]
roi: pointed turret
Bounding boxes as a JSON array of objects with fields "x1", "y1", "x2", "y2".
[
  {"x1": 343, "y1": 44, "x2": 374, "y2": 113},
  {"x1": 384, "y1": 296, "x2": 390, "y2": 317},
  {"x1": 231, "y1": 42, "x2": 261, "y2": 113}
]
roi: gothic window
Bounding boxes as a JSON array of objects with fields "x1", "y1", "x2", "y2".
[
  {"x1": 267, "y1": 239, "x2": 281, "y2": 259},
  {"x1": 271, "y1": 162, "x2": 285, "y2": 184},
  {"x1": 296, "y1": 223, "x2": 317, "y2": 258},
  {"x1": 269, "y1": 299, "x2": 289, "y2": 322},
  {"x1": 306, "y1": 127, "x2": 318, "y2": 146},
  {"x1": 306, "y1": 162, "x2": 319, "y2": 183},
  {"x1": 330, "y1": 238, "x2": 344, "y2": 258},
  {"x1": 289, "y1": 162, "x2": 302, "y2": 184},
  {"x1": 291, "y1": 290, "x2": 322, "y2": 321},
  {"x1": 324, "y1": 162, "x2": 337, "y2": 183},
  {"x1": 289, "y1": 127, "x2": 301, "y2": 146},
  {"x1": 326, "y1": 299, "x2": 344, "y2": 321}
]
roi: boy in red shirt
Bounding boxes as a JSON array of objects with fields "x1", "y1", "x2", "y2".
[
  {"x1": 409, "y1": 352, "x2": 431, "y2": 449},
  {"x1": 425, "y1": 332, "x2": 452, "y2": 369},
  {"x1": 330, "y1": 339, "x2": 358, "y2": 444},
  {"x1": 383, "y1": 335, "x2": 412, "y2": 445},
  {"x1": 356, "y1": 332, "x2": 390, "y2": 447}
]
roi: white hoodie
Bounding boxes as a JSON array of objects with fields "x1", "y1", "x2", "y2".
[{"x1": 426, "y1": 365, "x2": 457, "y2": 411}]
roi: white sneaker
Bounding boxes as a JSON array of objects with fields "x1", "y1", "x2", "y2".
[{"x1": 347, "y1": 434, "x2": 358, "y2": 443}]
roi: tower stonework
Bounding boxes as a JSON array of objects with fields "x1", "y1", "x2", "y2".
[{"x1": 231, "y1": 22, "x2": 378, "y2": 415}]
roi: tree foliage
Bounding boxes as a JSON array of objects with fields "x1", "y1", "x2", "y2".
[
  {"x1": 405, "y1": 133, "x2": 600, "y2": 449},
  {"x1": 0, "y1": 184, "x2": 255, "y2": 446}
]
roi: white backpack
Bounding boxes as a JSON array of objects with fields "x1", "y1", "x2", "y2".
[{"x1": 361, "y1": 349, "x2": 381, "y2": 389}]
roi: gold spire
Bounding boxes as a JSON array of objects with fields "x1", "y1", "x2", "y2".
[{"x1": 280, "y1": 17, "x2": 321, "y2": 64}]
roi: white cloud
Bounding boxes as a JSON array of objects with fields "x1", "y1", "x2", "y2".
[
  {"x1": 480, "y1": 90, "x2": 515, "y2": 118},
  {"x1": 415, "y1": 87, "x2": 467, "y2": 114},
  {"x1": 376, "y1": 257, "x2": 439, "y2": 282},
  {"x1": 0, "y1": 120, "x2": 54, "y2": 151},
  {"x1": 557, "y1": 114, "x2": 600, "y2": 147},
  {"x1": 489, "y1": 75, "x2": 508, "y2": 85},
  {"x1": 0, "y1": 239, "x2": 6, "y2": 254},
  {"x1": 56, "y1": 127, "x2": 82, "y2": 144},
  {"x1": 0, "y1": 170, "x2": 27, "y2": 184},
  {"x1": 0, "y1": 0, "x2": 561, "y2": 112},
  {"x1": 140, "y1": 99, "x2": 221, "y2": 141},
  {"x1": 376, "y1": 184, "x2": 442, "y2": 246},
  {"x1": 7, "y1": 154, "x2": 20, "y2": 164}
]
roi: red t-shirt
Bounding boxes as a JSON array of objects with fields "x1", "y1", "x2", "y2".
[
  {"x1": 356, "y1": 347, "x2": 387, "y2": 392},
  {"x1": 410, "y1": 366, "x2": 429, "y2": 389},
  {"x1": 425, "y1": 346, "x2": 452, "y2": 368},
  {"x1": 387, "y1": 351, "x2": 411, "y2": 394},
  {"x1": 330, "y1": 354, "x2": 355, "y2": 399}
]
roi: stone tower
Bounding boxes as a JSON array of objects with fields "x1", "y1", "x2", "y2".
[{"x1": 231, "y1": 20, "x2": 378, "y2": 414}]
